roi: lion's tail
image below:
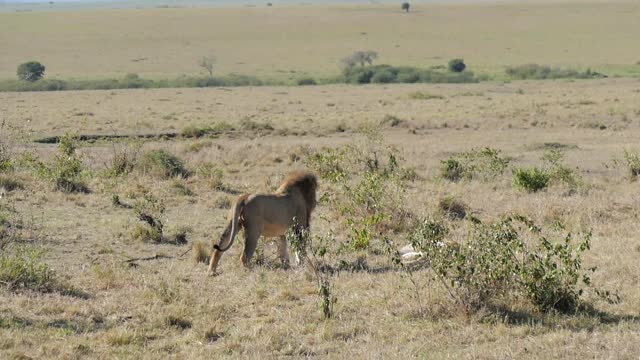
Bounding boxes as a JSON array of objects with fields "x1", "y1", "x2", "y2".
[{"x1": 213, "y1": 196, "x2": 246, "y2": 252}]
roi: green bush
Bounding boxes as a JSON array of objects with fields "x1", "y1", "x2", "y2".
[
  {"x1": 512, "y1": 167, "x2": 550, "y2": 192},
  {"x1": 505, "y1": 64, "x2": 605, "y2": 80},
  {"x1": 512, "y1": 150, "x2": 582, "y2": 192},
  {"x1": 448, "y1": 58, "x2": 466, "y2": 73},
  {"x1": 409, "y1": 215, "x2": 611, "y2": 313},
  {"x1": 17, "y1": 61, "x2": 45, "y2": 82},
  {"x1": 138, "y1": 149, "x2": 189, "y2": 178}
]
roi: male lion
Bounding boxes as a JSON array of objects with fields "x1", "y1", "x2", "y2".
[{"x1": 208, "y1": 171, "x2": 317, "y2": 275}]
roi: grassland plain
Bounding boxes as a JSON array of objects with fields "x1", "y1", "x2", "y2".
[
  {"x1": 2, "y1": 1, "x2": 640, "y2": 81},
  {"x1": 1, "y1": 78, "x2": 640, "y2": 358}
]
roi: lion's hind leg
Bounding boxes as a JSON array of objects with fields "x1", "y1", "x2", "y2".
[
  {"x1": 240, "y1": 222, "x2": 262, "y2": 268},
  {"x1": 276, "y1": 235, "x2": 290, "y2": 269}
]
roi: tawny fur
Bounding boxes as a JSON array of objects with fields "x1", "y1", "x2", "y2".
[{"x1": 208, "y1": 171, "x2": 318, "y2": 275}]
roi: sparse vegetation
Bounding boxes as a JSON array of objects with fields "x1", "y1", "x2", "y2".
[
  {"x1": 196, "y1": 163, "x2": 224, "y2": 190},
  {"x1": 0, "y1": 245, "x2": 63, "y2": 294},
  {"x1": 288, "y1": 228, "x2": 337, "y2": 319},
  {"x1": 623, "y1": 149, "x2": 640, "y2": 179},
  {"x1": 33, "y1": 133, "x2": 88, "y2": 192},
  {"x1": 305, "y1": 128, "x2": 414, "y2": 251},
  {"x1": 440, "y1": 148, "x2": 510, "y2": 181}
]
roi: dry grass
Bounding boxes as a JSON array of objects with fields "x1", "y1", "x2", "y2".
[
  {"x1": 0, "y1": 78, "x2": 639, "y2": 358},
  {"x1": 2, "y1": 2, "x2": 640, "y2": 80}
]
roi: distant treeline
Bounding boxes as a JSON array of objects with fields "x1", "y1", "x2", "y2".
[{"x1": 0, "y1": 64, "x2": 607, "y2": 92}]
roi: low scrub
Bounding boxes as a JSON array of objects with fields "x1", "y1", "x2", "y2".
[
  {"x1": 440, "y1": 148, "x2": 510, "y2": 181},
  {"x1": 409, "y1": 215, "x2": 616, "y2": 313},
  {"x1": 505, "y1": 64, "x2": 604, "y2": 80},
  {"x1": 138, "y1": 149, "x2": 189, "y2": 178}
]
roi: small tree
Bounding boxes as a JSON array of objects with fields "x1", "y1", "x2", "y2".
[
  {"x1": 402, "y1": 2, "x2": 410, "y2": 12},
  {"x1": 339, "y1": 50, "x2": 378, "y2": 72},
  {"x1": 448, "y1": 58, "x2": 466, "y2": 73},
  {"x1": 17, "y1": 61, "x2": 45, "y2": 82},
  {"x1": 198, "y1": 56, "x2": 216, "y2": 79}
]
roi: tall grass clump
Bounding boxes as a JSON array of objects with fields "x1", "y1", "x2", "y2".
[{"x1": 440, "y1": 148, "x2": 510, "y2": 181}]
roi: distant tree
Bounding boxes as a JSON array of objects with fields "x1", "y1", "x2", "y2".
[
  {"x1": 198, "y1": 55, "x2": 216, "y2": 79},
  {"x1": 402, "y1": 2, "x2": 410, "y2": 12},
  {"x1": 17, "y1": 61, "x2": 45, "y2": 82},
  {"x1": 448, "y1": 58, "x2": 466, "y2": 73}
]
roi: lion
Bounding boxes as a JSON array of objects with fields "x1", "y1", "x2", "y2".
[{"x1": 207, "y1": 171, "x2": 318, "y2": 275}]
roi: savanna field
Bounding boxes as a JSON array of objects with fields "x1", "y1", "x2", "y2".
[{"x1": 1, "y1": 1, "x2": 640, "y2": 359}]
